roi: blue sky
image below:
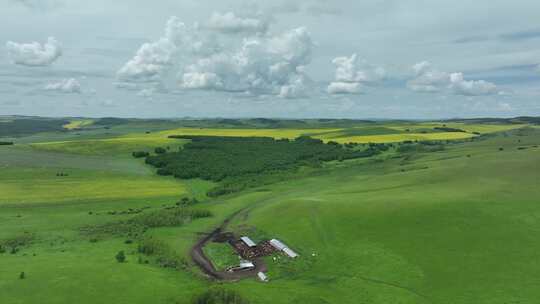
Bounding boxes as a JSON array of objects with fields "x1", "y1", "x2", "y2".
[{"x1": 0, "y1": 0, "x2": 539, "y2": 119}]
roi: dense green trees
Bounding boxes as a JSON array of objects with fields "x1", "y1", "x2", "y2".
[
  {"x1": 0, "y1": 141, "x2": 14, "y2": 145},
  {"x1": 147, "y1": 136, "x2": 379, "y2": 182}
]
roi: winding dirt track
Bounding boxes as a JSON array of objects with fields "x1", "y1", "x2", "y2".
[{"x1": 190, "y1": 208, "x2": 267, "y2": 281}]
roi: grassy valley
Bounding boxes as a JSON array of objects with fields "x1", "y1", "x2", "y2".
[{"x1": 1, "y1": 117, "x2": 539, "y2": 304}]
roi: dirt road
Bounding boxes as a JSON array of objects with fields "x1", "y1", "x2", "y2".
[{"x1": 190, "y1": 208, "x2": 267, "y2": 281}]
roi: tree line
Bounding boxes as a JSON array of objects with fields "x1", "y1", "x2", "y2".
[
  {"x1": 142, "y1": 135, "x2": 385, "y2": 196},
  {"x1": 146, "y1": 135, "x2": 380, "y2": 182}
]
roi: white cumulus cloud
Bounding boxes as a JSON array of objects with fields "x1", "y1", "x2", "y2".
[
  {"x1": 6, "y1": 37, "x2": 62, "y2": 67},
  {"x1": 44, "y1": 78, "x2": 81, "y2": 93},
  {"x1": 116, "y1": 17, "x2": 188, "y2": 84},
  {"x1": 408, "y1": 61, "x2": 500, "y2": 96},
  {"x1": 327, "y1": 54, "x2": 385, "y2": 94},
  {"x1": 407, "y1": 61, "x2": 450, "y2": 93},
  {"x1": 180, "y1": 27, "x2": 313, "y2": 98},
  {"x1": 119, "y1": 15, "x2": 314, "y2": 99},
  {"x1": 449, "y1": 72, "x2": 498, "y2": 96},
  {"x1": 207, "y1": 12, "x2": 268, "y2": 34}
]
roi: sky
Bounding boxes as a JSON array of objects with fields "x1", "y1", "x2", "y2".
[{"x1": 0, "y1": 0, "x2": 539, "y2": 119}]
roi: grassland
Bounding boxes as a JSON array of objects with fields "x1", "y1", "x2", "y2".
[
  {"x1": 0, "y1": 167, "x2": 187, "y2": 206},
  {"x1": 0, "y1": 118, "x2": 539, "y2": 304},
  {"x1": 203, "y1": 242, "x2": 240, "y2": 271},
  {"x1": 26, "y1": 122, "x2": 524, "y2": 157},
  {"x1": 30, "y1": 135, "x2": 189, "y2": 156}
]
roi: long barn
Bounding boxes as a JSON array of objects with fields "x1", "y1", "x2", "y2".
[{"x1": 269, "y1": 239, "x2": 299, "y2": 258}]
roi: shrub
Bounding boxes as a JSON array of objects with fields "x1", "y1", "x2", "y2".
[
  {"x1": 131, "y1": 208, "x2": 211, "y2": 228},
  {"x1": 1, "y1": 233, "x2": 34, "y2": 254},
  {"x1": 177, "y1": 197, "x2": 199, "y2": 207},
  {"x1": 398, "y1": 143, "x2": 444, "y2": 153},
  {"x1": 19, "y1": 272, "x2": 25, "y2": 280},
  {"x1": 155, "y1": 147, "x2": 167, "y2": 154},
  {"x1": 191, "y1": 288, "x2": 249, "y2": 304},
  {"x1": 0, "y1": 141, "x2": 14, "y2": 146},
  {"x1": 132, "y1": 151, "x2": 150, "y2": 158},
  {"x1": 434, "y1": 127, "x2": 466, "y2": 133},
  {"x1": 115, "y1": 251, "x2": 126, "y2": 263},
  {"x1": 80, "y1": 207, "x2": 211, "y2": 239},
  {"x1": 137, "y1": 237, "x2": 188, "y2": 270}
]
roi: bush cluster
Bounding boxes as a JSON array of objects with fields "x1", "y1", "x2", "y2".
[
  {"x1": 154, "y1": 147, "x2": 167, "y2": 154},
  {"x1": 137, "y1": 237, "x2": 188, "y2": 270},
  {"x1": 80, "y1": 207, "x2": 211, "y2": 239},
  {"x1": 191, "y1": 288, "x2": 249, "y2": 304},
  {"x1": 115, "y1": 251, "x2": 126, "y2": 263},
  {"x1": 0, "y1": 233, "x2": 34, "y2": 254},
  {"x1": 398, "y1": 141, "x2": 445, "y2": 153},
  {"x1": 132, "y1": 151, "x2": 150, "y2": 158},
  {"x1": 433, "y1": 127, "x2": 466, "y2": 133},
  {"x1": 177, "y1": 197, "x2": 199, "y2": 207}
]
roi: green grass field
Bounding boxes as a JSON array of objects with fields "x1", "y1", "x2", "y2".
[
  {"x1": 203, "y1": 242, "x2": 240, "y2": 271},
  {"x1": 1, "y1": 118, "x2": 539, "y2": 304}
]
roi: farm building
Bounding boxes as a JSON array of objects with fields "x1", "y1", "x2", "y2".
[
  {"x1": 269, "y1": 239, "x2": 286, "y2": 250},
  {"x1": 228, "y1": 260, "x2": 255, "y2": 272},
  {"x1": 269, "y1": 239, "x2": 299, "y2": 258},
  {"x1": 283, "y1": 247, "x2": 299, "y2": 258},
  {"x1": 257, "y1": 272, "x2": 268, "y2": 282},
  {"x1": 240, "y1": 236, "x2": 257, "y2": 248},
  {"x1": 239, "y1": 260, "x2": 255, "y2": 269}
]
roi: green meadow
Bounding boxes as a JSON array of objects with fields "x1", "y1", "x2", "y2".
[{"x1": 1, "y1": 117, "x2": 539, "y2": 304}]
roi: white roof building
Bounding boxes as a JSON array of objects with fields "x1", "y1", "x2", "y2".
[
  {"x1": 239, "y1": 260, "x2": 255, "y2": 269},
  {"x1": 283, "y1": 247, "x2": 299, "y2": 258},
  {"x1": 270, "y1": 239, "x2": 299, "y2": 258},
  {"x1": 257, "y1": 272, "x2": 268, "y2": 282},
  {"x1": 241, "y1": 236, "x2": 257, "y2": 247},
  {"x1": 269, "y1": 239, "x2": 287, "y2": 250}
]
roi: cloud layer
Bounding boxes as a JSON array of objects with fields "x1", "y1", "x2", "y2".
[
  {"x1": 408, "y1": 61, "x2": 499, "y2": 96},
  {"x1": 44, "y1": 78, "x2": 81, "y2": 93},
  {"x1": 6, "y1": 37, "x2": 62, "y2": 67},
  {"x1": 207, "y1": 12, "x2": 268, "y2": 34}
]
